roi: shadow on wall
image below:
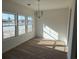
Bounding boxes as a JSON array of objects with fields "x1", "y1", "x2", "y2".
[{"x1": 43, "y1": 24, "x2": 58, "y2": 40}]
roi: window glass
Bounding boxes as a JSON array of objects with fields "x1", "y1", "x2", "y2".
[
  {"x1": 2, "y1": 13, "x2": 15, "y2": 39},
  {"x1": 27, "y1": 16, "x2": 32, "y2": 32},
  {"x1": 18, "y1": 15, "x2": 25, "y2": 35}
]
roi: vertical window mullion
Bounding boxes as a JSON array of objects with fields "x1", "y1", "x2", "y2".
[
  {"x1": 15, "y1": 13, "x2": 18, "y2": 36},
  {"x1": 25, "y1": 17, "x2": 27, "y2": 33}
]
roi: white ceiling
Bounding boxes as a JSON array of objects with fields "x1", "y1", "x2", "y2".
[{"x1": 12, "y1": 0, "x2": 73, "y2": 10}]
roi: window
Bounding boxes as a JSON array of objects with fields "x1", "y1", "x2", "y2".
[
  {"x1": 27, "y1": 16, "x2": 33, "y2": 32},
  {"x1": 2, "y1": 12, "x2": 32, "y2": 38},
  {"x1": 2, "y1": 13, "x2": 15, "y2": 39},
  {"x1": 18, "y1": 15, "x2": 25, "y2": 35}
]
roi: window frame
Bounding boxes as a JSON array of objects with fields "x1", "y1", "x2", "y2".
[
  {"x1": 27, "y1": 16, "x2": 33, "y2": 32},
  {"x1": 17, "y1": 15, "x2": 26, "y2": 35},
  {"x1": 2, "y1": 11, "x2": 33, "y2": 39},
  {"x1": 2, "y1": 11, "x2": 17, "y2": 39}
]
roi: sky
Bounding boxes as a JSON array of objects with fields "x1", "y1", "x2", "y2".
[
  {"x1": 2, "y1": 13, "x2": 26, "y2": 20},
  {"x1": 2, "y1": 13, "x2": 32, "y2": 21},
  {"x1": 2, "y1": 13, "x2": 15, "y2": 20}
]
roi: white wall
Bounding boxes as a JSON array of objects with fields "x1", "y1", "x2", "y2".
[
  {"x1": 2, "y1": 0, "x2": 35, "y2": 53},
  {"x1": 36, "y1": 8, "x2": 70, "y2": 44}
]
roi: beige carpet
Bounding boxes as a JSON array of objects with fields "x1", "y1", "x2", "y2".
[{"x1": 3, "y1": 38, "x2": 67, "y2": 59}]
